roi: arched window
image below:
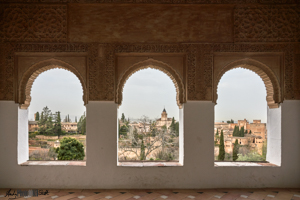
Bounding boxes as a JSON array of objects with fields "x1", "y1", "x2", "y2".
[
  {"x1": 215, "y1": 68, "x2": 267, "y2": 162},
  {"x1": 18, "y1": 66, "x2": 86, "y2": 164},
  {"x1": 117, "y1": 68, "x2": 183, "y2": 165}
]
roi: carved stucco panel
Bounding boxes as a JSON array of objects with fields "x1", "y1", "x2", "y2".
[
  {"x1": 234, "y1": 5, "x2": 300, "y2": 42},
  {"x1": 0, "y1": 4, "x2": 67, "y2": 42},
  {"x1": 0, "y1": 0, "x2": 298, "y2": 3},
  {"x1": 0, "y1": 43, "x2": 14, "y2": 100},
  {"x1": 18, "y1": 58, "x2": 87, "y2": 109}
]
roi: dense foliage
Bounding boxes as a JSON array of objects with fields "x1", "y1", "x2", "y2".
[
  {"x1": 55, "y1": 137, "x2": 85, "y2": 160},
  {"x1": 77, "y1": 113, "x2": 86, "y2": 135},
  {"x1": 233, "y1": 139, "x2": 239, "y2": 161},
  {"x1": 218, "y1": 130, "x2": 225, "y2": 161}
]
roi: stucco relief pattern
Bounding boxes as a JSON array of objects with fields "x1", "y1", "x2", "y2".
[
  {"x1": 0, "y1": 0, "x2": 298, "y2": 3},
  {"x1": 295, "y1": 54, "x2": 300, "y2": 99},
  {"x1": 0, "y1": 43, "x2": 298, "y2": 102},
  {"x1": 113, "y1": 44, "x2": 198, "y2": 100},
  {"x1": 0, "y1": 43, "x2": 88, "y2": 102},
  {"x1": 0, "y1": 43, "x2": 14, "y2": 100},
  {"x1": 0, "y1": 4, "x2": 67, "y2": 42},
  {"x1": 212, "y1": 44, "x2": 294, "y2": 99},
  {"x1": 88, "y1": 44, "x2": 115, "y2": 101},
  {"x1": 234, "y1": 5, "x2": 300, "y2": 42}
]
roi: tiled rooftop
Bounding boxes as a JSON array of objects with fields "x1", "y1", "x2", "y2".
[{"x1": 0, "y1": 189, "x2": 299, "y2": 200}]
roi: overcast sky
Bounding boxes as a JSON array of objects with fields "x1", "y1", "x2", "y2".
[{"x1": 29, "y1": 67, "x2": 267, "y2": 123}]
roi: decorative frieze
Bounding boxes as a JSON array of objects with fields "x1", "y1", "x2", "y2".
[
  {"x1": 234, "y1": 5, "x2": 300, "y2": 42},
  {"x1": 0, "y1": 4, "x2": 67, "y2": 42}
]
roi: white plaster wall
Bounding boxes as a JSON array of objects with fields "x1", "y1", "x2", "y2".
[
  {"x1": 18, "y1": 107, "x2": 29, "y2": 164},
  {"x1": 266, "y1": 106, "x2": 281, "y2": 166},
  {"x1": 0, "y1": 101, "x2": 300, "y2": 188}
]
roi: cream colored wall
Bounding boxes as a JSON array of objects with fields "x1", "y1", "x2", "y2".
[{"x1": 0, "y1": 101, "x2": 300, "y2": 188}]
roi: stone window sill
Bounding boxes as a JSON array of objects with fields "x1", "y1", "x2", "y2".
[
  {"x1": 214, "y1": 162, "x2": 278, "y2": 167},
  {"x1": 118, "y1": 161, "x2": 182, "y2": 167},
  {"x1": 20, "y1": 161, "x2": 86, "y2": 166}
]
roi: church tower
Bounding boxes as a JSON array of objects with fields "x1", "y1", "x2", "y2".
[{"x1": 161, "y1": 108, "x2": 167, "y2": 121}]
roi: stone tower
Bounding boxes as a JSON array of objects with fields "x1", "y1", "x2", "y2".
[{"x1": 161, "y1": 108, "x2": 167, "y2": 121}]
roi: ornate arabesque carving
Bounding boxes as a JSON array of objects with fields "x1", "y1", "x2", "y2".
[
  {"x1": 0, "y1": 43, "x2": 297, "y2": 102},
  {"x1": 0, "y1": 0, "x2": 298, "y2": 3},
  {"x1": 18, "y1": 59, "x2": 87, "y2": 109},
  {"x1": 212, "y1": 43, "x2": 294, "y2": 100},
  {"x1": 0, "y1": 4, "x2": 67, "y2": 42},
  {"x1": 214, "y1": 58, "x2": 282, "y2": 108},
  {"x1": 116, "y1": 59, "x2": 185, "y2": 108},
  {"x1": 295, "y1": 54, "x2": 300, "y2": 99},
  {"x1": 234, "y1": 5, "x2": 300, "y2": 42}
]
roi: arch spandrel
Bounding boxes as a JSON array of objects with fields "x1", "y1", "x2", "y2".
[
  {"x1": 116, "y1": 58, "x2": 186, "y2": 109},
  {"x1": 214, "y1": 58, "x2": 282, "y2": 109},
  {"x1": 18, "y1": 58, "x2": 87, "y2": 109}
]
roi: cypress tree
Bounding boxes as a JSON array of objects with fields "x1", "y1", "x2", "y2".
[
  {"x1": 240, "y1": 126, "x2": 245, "y2": 137},
  {"x1": 35, "y1": 112, "x2": 40, "y2": 121},
  {"x1": 233, "y1": 139, "x2": 239, "y2": 161},
  {"x1": 216, "y1": 129, "x2": 219, "y2": 136},
  {"x1": 54, "y1": 111, "x2": 62, "y2": 138},
  {"x1": 218, "y1": 130, "x2": 225, "y2": 161},
  {"x1": 233, "y1": 126, "x2": 238, "y2": 136},
  {"x1": 75, "y1": 116, "x2": 77, "y2": 123},
  {"x1": 140, "y1": 140, "x2": 145, "y2": 160},
  {"x1": 121, "y1": 113, "x2": 125, "y2": 122},
  {"x1": 249, "y1": 130, "x2": 252, "y2": 134}
]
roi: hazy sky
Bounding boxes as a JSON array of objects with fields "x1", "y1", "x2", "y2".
[
  {"x1": 29, "y1": 67, "x2": 267, "y2": 123},
  {"x1": 118, "y1": 69, "x2": 179, "y2": 120},
  {"x1": 215, "y1": 68, "x2": 267, "y2": 123},
  {"x1": 29, "y1": 69, "x2": 85, "y2": 121}
]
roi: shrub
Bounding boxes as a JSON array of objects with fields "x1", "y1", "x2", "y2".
[
  {"x1": 154, "y1": 150, "x2": 175, "y2": 161},
  {"x1": 29, "y1": 132, "x2": 37, "y2": 139},
  {"x1": 56, "y1": 137, "x2": 85, "y2": 160}
]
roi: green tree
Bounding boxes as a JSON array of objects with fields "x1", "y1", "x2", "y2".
[
  {"x1": 35, "y1": 112, "x2": 40, "y2": 121},
  {"x1": 54, "y1": 111, "x2": 62, "y2": 138},
  {"x1": 227, "y1": 119, "x2": 234, "y2": 124},
  {"x1": 174, "y1": 122, "x2": 179, "y2": 136},
  {"x1": 216, "y1": 129, "x2": 219, "y2": 136},
  {"x1": 140, "y1": 140, "x2": 145, "y2": 160},
  {"x1": 119, "y1": 125, "x2": 128, "y2": 136},
  {"x1": 245, "y1": 130, "x2": 248, "y2": 134},
  {"x1": 75, "y1": 116, "x2": 77, "y2": 123},
  {"x1": 132, "y1": 127, "x2": 139, "y2": 146},
  {"x1": 56, "y1": 137, "x2": 85, "y2": 160},
  {"x1": 169, "y1": 117, "x2": 175, "y2": 132},
  {"x1": 240, "y1": 126, "x2": 245, "y2": 137},
  {"x1": 218, "y1": 130, "x2": 225, "y2": 161},
  {"x1": 77, "y1": 113, "x2": 86, "y2": 135},
  {"x1": 121, "y1": 113, "x2": 126, "y2": 122},
  {"x1": 38, "y1": 106, "x2": 52, "y2": 135},
  {"x1": 233, "y1": 139, "x2": 239, "y2": 161},
  {"x1": 233, "y1": 125, "x2": 239, "y2": 136},
  {"x1": 249, "y1": 130, "x2": 252, "y2": 134}
]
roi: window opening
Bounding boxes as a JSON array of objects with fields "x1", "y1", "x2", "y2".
[
  {"x1": 215, "y1": 68, "x2": 267, "y2": 162},
  {"x1": 118, "y1": 68, "x2": 181, "y2": 163},
  {"x1": 28, "y1": 69, "x2": 86, "y2": 161}
]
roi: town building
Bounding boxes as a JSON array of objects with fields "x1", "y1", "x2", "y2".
[
  {"x1": 28, "y1": 120, "x2": 78, "y2": 133},
  {"x1": 156, "y1": 108, "x2": 174, "y2": 128},
  {"x1": 214, "y1": 119, "x2": 266, "y2": 156}
]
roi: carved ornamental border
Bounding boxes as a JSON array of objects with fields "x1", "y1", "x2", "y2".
[
  {"x1": 213, "y1": 58, "x2": 281, "y2": 108},
  {"x1": 116, "y1": 58, "x2": 186, "y2": 108},
  {"x1": 0, "y1": 43, "x2": 297, "y2": 104},
  {"x1": 18, "y1": 58, "x2": 88, "y2": 109},
  {"x1": 0, "y1": 0, "x2": 298, "y2": 3}
]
